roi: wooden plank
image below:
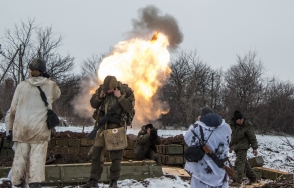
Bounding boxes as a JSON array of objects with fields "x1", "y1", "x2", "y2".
[
  {"x1": 254, "y1": 167, "x2": 293, "y2": 181},
  {"x1": 162, "y1": 166, "x2": 190, "y2": 178}
]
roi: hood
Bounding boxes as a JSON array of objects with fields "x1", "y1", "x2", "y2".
[
  {"x1": 200, "y1": 113, "x2": 222, "y2": 128},
  {"x1": 28, "y1": 76, "x2": 48, "y2": 86}
]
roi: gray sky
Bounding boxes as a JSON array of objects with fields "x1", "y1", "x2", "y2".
[{"x1": 1, "y1": 0, "x2": 294, "y2": 82}]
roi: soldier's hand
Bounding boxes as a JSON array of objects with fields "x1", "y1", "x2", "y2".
[
  {"x1": 253, "y1": 149, "x2": 258, "y2": 156},
  {"x1": 147, "y1": 128, "x2": 151, "y2": 135},
  {"x1": 113, "y1": 88, "x2": 121, "y2": 98},
  {"x1": 99, "y1": 90, "x2": 105, "y2": 98}
]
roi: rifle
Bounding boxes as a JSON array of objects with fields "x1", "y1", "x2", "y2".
[
  {"x1": 87, "y1": 91, "x2": 134, "y2": 140},
  {"x1": 191, "y1": 129, "x2": 236, "y2": 178}
]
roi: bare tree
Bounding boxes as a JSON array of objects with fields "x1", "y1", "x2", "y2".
[
  {"x1": 80, "y1": 54, "x2": 104, "y2": 79},
  {"x1": 223, "y1": 51, "x2": 265, "y2": 121},
  {"x1": 0, "y1": 19, "x2": 75, "y2": 84},
  {"x1": 160, "y1": 50, "x2": 215, "y2": 128},
  {"x1": 257, "y1": 77, "x2": 294, "y2": 133}
]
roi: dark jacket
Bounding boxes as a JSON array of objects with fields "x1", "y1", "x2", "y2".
[
  {"x1": 229, "y1": 117, "x2": 258, "y2": 151},
  {"x1": 134, "y1": 125, "x2": 161, "y2": 159}
]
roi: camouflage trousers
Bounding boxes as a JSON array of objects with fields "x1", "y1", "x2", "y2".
[
  {"x1": 135, "y1": 149, "x2": 158, "y2": 163},
  {"x1": 234, "y1": 149, "x2": 256, "y2": 183},
  {"x1": 90, "y1": 146, "x2": 123, "y2": 181}
]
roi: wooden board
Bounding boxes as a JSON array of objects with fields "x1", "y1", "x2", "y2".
[
  {"x1": 162, "y1": 166, "x2": 190, "y2": 178},
  {"x1": 254, "y1": 167, "x2": 293, "y2": 181}
]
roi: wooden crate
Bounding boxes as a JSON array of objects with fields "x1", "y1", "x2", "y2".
[
  {"x1": 126, "y1": 142, "x2": 136, "y2": 150},
  {"x1": 0, "y1": 148, "x2": 14, "y2": 158},
  {"x1": 248, "y1": 156, "x2": 264, "y2": 167},
  {"x1": 160, "y1": 154, "x2": 183, "y2": 165},
  {"x1": 80, "y1": 138, "x2": 93, "y2": 146},
  {"x1": 52, "y1": 147, "x2": 80, "y2": 154},
  {"x1": 159, "y1": 144, "x2": 183, "y2": 155},
  {"x1": 79, "y1": 147, "x2": 91, "y2": 155},
  {"x1": 43, "y1": 161, "x2": 162, "y2": 183},
  {"x1": 254, "y1": 167, "x2": 293, "y2": 181},
  {"x1": 2, "y1": 139, "x2": 14, "y2": 149},
  {"x1": 68, "y1": 139, "x2": 81, "y2": 147},
  {"x1": 124, "y1": 150, "x2": 135, "y2": 159},
  {"x1": 54, "y1": 139, "x2": 69, "y2": 147}
]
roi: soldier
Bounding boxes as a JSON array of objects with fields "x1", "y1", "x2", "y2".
[
  {"x1": 87, "y1": 75, "x2": 135, "y2": 188},
  {"x1": 134, "y1": 124, "x2": 161, "y2": 163},
  {"x1": 7, "y1": 58, "x2": 60, "y2": 188},
  {"x1": 229, "y1": 110, "x2": 258, "y2": 186},
  {"x1": 184, "y1": 107, "x2": 232, "y2": 188}
]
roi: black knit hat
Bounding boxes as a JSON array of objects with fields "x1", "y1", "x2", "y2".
[
  {"x1": 234, "y1": 110, "x2": 243, "y2": 120},
  {"x1": 145, "y1": 124, "x2": 153, "y2": 130},
  {"x1": 200, "y1": 106, "x2": 214, "y2": 116}
]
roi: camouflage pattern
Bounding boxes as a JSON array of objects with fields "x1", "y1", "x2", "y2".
[
  {"x1": 89, "y1": 79, "x2": 135, "y2": 182},
  {"x1": 90, "y1": 146, "x2": 123, "y2": 181},
  {"x1": 234, "y1": 149, "x2": 256, "y2": 183},
  {"x1": 229, "y1": 117, "x2": 257, "y2": 183},
  {"x1": 134, "y1": 125, "x2": 161, "y2": 162},
  {"x1": 229, "y1": 118, "x2": 258, "y2": 151}
]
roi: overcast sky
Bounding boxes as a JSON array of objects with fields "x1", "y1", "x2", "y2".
[{"x1": 1, "y1": 1, "x2": 294, "y2": 82}]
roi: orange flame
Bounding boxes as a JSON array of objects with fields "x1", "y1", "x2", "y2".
[{"x1": 97, "y1": 32, "x2": 171, "y2": 127}]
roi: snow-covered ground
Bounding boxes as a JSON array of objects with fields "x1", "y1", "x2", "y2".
[{"x1": 1, "y1": 123, "x2": 294, "y2": 187}]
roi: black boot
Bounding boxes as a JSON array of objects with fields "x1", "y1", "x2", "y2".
[
  {"x1": 85, "y1": 178, "x2": 99, "y2": 188},
  {"x1": 109, "y1": 180, "x2": 118, "y2": 188},
  {"x1": 29, "y1": 182, "x2": 42, "y2": 188}
]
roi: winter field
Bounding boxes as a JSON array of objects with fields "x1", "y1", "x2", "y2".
[{"x1": 1, "y1": 123, "x2": 294, "y2": 187}]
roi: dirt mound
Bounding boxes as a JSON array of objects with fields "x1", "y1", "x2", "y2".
[{"x1": 160, "y1": 134, "x2": 185, "y2": 145}]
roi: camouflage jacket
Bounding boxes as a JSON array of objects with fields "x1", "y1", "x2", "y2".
[
  {"x1": 229, "y1": 118, "x2": 258, "y2": 151},
  {"x1": 90, "y1": 82, "x2": 135, "y2": 129},
  {"x1": 134, "y1": 125, "x2": 161, "y2": 157}
]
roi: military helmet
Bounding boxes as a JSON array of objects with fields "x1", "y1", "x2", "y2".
[
  {"x1": 103, "y1": 75, "x2": 118, "y2": 92},
  {"x1": 29, "y1": 58, "x2": 46, "y2": 73}
]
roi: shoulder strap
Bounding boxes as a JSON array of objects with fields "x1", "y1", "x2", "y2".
[
  {"x1": 199, "y1": 125, "x2": 214, "y2": 144},
  {"x1": 37, "y1": 86, "x2": 49, "y2": 108}
]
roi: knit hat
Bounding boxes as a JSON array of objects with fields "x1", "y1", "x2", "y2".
[
  {"x1": 102, "y1": 75, "x2": 118, "y2": 92},
  {"x1": 29, "y1": 58, "x2": 46, "y2": 73},
  {"x1": 200, "y1": 106, "x2": 214, "y2": 116},
  {"x1": 234, "y1": 110, "x2": 243, "y2": 120}
]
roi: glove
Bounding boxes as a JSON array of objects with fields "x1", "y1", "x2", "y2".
[
  {"x1": 6, "y1": 131, "x2": 13, "y2": 142},
  {"x1": 150, "y1": 128, "x2": 158, "y2": 138}
]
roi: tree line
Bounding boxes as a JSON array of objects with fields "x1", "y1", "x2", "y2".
[{"x1": 1, "y1": 20, "x2": 294, "y2": 135}]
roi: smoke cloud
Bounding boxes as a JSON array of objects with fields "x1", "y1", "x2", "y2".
[
  {"x1": 130, "y1": 5, "x2": 183, "y2": 50},
  {"x1": 71, "y1": 76, "x2": 99, "y2": 121}
]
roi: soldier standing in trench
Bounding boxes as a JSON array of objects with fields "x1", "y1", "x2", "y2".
[{"x1": 86, "y1": 75, "x2": 135, "y2": 188}]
